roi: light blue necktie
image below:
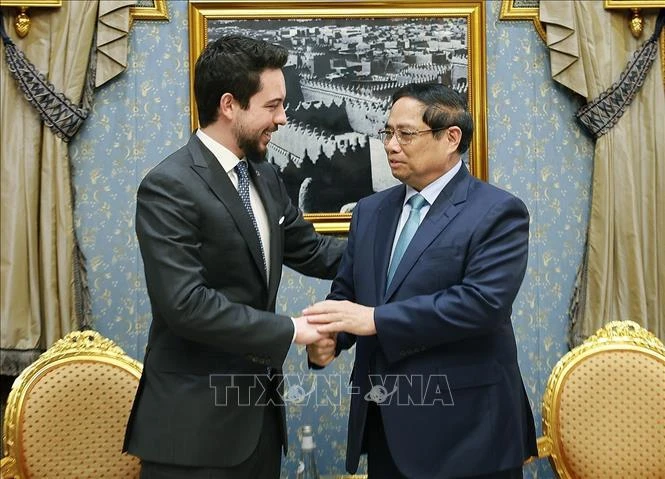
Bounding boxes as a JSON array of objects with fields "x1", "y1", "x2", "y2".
[
  {"x1": 235, "y1": 161, "x2": 266, "y2": 271},
  {"x1": 386, "y1": 193, "x2": 428, "y2": 287}
]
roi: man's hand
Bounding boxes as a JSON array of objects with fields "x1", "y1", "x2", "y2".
[
  {"x1": 293, "y1": 316, "x2": 325, "y2": 345},
  {"x1": 307, "y1": 334, "x2": 337, "y2": 367},
  {"x1": 303, "y1": 300, "x2": 376, "y2": 336}
]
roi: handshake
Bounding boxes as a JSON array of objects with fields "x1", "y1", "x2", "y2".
[{"x1": 293, "y1": 299, "x2": 376, "y2": 367}]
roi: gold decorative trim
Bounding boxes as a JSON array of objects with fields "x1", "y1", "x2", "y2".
[
  {"x1": 131, "y1": 0, "x2": 169, "y2": 22},
  {"x1": 0, "y1": 0, "x2": 60, "y2": 4},
  {"x1": 583, "y1": 320, "x2": 665, "y2": 347},
  {"x1": 0, "y1": 455, "x2": 18, "y2": 478},
  {"x1": 1, "y1": 330, "x2": 142, "y2": 475},
  {"x1": 43, "y1": 329, "x2": 135, "y2": 356},
  {"x1": 539, "y1": 320, "x2": 665, "y2": 478},
  {"x1": 189, "y1": 0, "x2": 488, "y2": 234},
  {"x1": 536, "y1": 436, "x2": 553, "y2": 458},
  {"x1": 661, "y1": 27, "x2": 664, "y2": 82},
  {"x1": 0, "y1": 0, "x2": 61, "y2": 38},
  {"x1": 604, "y1": 0, "x2": 665, "y2": 8},
  {"x1": 304, "y1": 212, "x2": 352, "y2": 234},
  {"x1": 604, "y1": 1, "x2": 665, "y2": 38},
  {"x1": 499, "y1": 0, "x2": 546, "y2": 42}
]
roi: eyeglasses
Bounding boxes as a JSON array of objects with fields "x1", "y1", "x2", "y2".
[{"x1": 378, "y1": 127, "x2": 449, "y2": 146}]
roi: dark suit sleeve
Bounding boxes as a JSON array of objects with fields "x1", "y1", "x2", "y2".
[
  {"x1": 270, "y1": 165, "x2": 346, "y2": 278},
  {"x1": 328, "y1": 201, "x2": 361, "y2": 355},
  {"x1": 375, "y1": 195, "x2": 530, "y2": 364},
  {"x1": 136, "y1": 167, "x2": 292, "y2": 367}
]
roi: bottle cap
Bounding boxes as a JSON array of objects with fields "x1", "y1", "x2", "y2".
[{"x1": 301, "y1": 425, "x2": 315, "y2": 450}]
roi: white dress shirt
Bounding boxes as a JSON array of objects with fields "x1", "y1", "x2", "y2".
[
  {"x1": 196, "y1": 130, "x2": 298, "y2": 342},
  {"x1": 196, "y1": 129, "x2": 271, "y2": 277},
  {"x1": 389, "y1": 160, "x2": 462, "y2": 260}
]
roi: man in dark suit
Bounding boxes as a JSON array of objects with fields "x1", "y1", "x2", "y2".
[
  {"x1": 123, "y1": 35, "x2": 345, "y2": 478},
  {"x1": 306, "y1": 83, "x2": 537, "y2": 479}
]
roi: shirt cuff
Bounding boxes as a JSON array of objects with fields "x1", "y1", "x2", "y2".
[{"x1": 290, "y1": 317, "x2": 297, "y2": 343}]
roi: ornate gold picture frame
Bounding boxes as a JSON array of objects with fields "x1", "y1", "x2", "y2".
[
  {"x1": 189, "y1": 1, "x2": 487, "y2": 233},
  {"x1": 499, "y1": 0, "x2": 546, "y2": 42},
  {"x1": 131, "y1": 0, "x2": 169, "y2": 22}
]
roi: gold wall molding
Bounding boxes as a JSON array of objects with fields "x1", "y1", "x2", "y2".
[
  {"x1": 131, "y1": 0, "x2": 169, "y2": 23},
  {"x1": 604, "y1": 0, "x2": 665, "y2": 38},
  {"x1": 0, "y1": 0, "x2": 61, "y2": 38},
  {"x1": 499, "y1": 0, "x2": 546, "y2": 42}
]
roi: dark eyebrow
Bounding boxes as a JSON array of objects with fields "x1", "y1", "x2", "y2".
[{"x1": 385, "y1": 122, "x2": 418, "y2": 130}]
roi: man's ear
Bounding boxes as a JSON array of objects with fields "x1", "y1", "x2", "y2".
[
  {"x1": 218, "y1": 92, "x2": 235, "y2": 120},
  {"x1": 447, "y1": 126, "x2": 462, "y2": 152}
]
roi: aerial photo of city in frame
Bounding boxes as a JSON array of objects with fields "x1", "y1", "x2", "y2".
[{"x1": 207, "y1": 17, "x2": 469, "y2": 214}]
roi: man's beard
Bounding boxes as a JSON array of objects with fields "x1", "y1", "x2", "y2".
[
  {"x1": 238, "y1": 137, "x2": 264, "y2": 162},
  {"x1": 235, "y1": 124, "x2": 266, "y2": 162}
]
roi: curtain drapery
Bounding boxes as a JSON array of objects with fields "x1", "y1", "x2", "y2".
[
  {"x1": 540, "y1": 2, "x2": 664, "y2": 345},
  {"x1": 0, "y1": 0, "x2": 134, "y2": 375}
]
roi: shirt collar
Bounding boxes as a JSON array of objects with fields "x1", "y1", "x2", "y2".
[
  {"x1": 404, "y1": 160, "x2": 462, "y2": 206},
  {"x1": 196, "y1": 129, "x2": 244, "y2": 173}
]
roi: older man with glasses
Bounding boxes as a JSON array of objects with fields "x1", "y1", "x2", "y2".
[{"x1": 304, "y1": 82, "x2": 537, "y2": 479}]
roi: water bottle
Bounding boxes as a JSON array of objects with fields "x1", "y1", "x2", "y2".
[{"x1": 295, "y1": 424, "x2": 320, "y2": 479}]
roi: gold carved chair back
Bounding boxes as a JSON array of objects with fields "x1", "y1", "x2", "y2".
[
  {"x1": 537, "y1": 320, "x2": 665, "y2": 478},
  {"x1": 1, "y1": 330, "x2": 142, "y2": 478}
]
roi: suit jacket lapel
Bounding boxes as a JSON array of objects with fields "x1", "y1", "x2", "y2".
[
  {"x1": 374, "y1": 186, "x2": 405, "y2": 304},
  {"x1": 187, "y1": 135, "x2": 268, "y2": 283},
  {"x1": 384, "y1": 165, "x2": 471, "y2": 301},
  {"x1": 248, "y1": 160, "x2": 282, "y2": 296}
]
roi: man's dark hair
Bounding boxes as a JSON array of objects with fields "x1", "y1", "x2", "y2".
[
  {"x1": 392, "y1": 83, "x2": 473, "y2": 155},
  {"x1": 194, "y1": 35, "x2": 288, "y2": 127}
]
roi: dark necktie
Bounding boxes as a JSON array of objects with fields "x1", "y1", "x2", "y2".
[
  {"x1": 235, "y1": 161, "x2": 266, "y2": 271},
  {"x1": 386, "y1": 193, "x2": 428, "y2": 287}
]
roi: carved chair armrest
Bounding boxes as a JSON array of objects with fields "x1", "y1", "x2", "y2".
[{"x1": 1, "y1": 455, "x2": 18, "y2": 478}]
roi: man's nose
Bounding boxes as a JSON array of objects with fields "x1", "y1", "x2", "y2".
[
  {"x1": 274, "y1": 105, "x2": 287, "y2": 125},
  {"x1": 385, "y1": 135, "x2": 402, "y2": 152}
]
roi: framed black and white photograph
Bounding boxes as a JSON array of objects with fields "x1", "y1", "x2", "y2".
[{"x1": 189, "y1": 1, "x2": 487, "y2": 233}]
